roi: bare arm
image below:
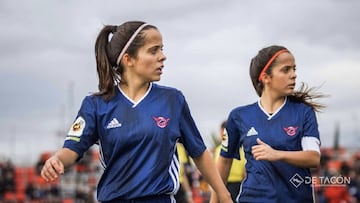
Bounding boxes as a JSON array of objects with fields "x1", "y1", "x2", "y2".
[
  {"x1": 252, "y1": 138, "x2": 320, "y2": 168},
  {"x1": 209, "y1": 156, "x2": 233, "y2": 203},
  {"x1": 192, "y1": 149, "x2": 233, "y2": 203},
  {"x1": 41, "y1": 148, "x2": 79, "y2": 182}
]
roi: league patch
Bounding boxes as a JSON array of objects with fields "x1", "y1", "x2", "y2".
[
  {"x1": 68, "y1": 116, "x2": 86, "y2": 137},
  {"x1": 221, "y1": 128, "x2": 229, "y2": 152}
]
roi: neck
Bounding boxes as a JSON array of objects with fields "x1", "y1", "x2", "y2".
[
  {"x1": 259, "y1": 93, "x2": 286, "y2": 114},
  {"x1": 119, "y1": 81, "x2": 150, "y2": 102}
]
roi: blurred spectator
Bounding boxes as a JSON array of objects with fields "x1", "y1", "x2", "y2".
[
  {"x1": 323, "y1": 185, "x2": 351, "y2": 203},
  {"x1": 213, "y1": 121, "x2": 246, "y2": 202},
  {"x1": 348, "y1": 169, "x2": 360, "y2": 202},
  {"x1": 175, "y1": 143, "x2": 194, "y2": 203},
  {"x1": 1, "y1": 160, "x2": 15, "y2": 192},
  {"x1": 25, "y1": 182, "x2": 37, "y2": 200}
]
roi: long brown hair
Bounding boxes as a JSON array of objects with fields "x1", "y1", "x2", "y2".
[
  {"x1": 94, "y1": 21, "x2": 157, "y2": 101},
  {"x1": 249, "y1": 45, "x2": 326, "y2": 112}
]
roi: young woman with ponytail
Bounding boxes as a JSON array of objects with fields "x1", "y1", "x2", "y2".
[
  {"x1": 40, "y1": 21, "x2": 232, "y2": 203},
  {"x1": 211, "y1": 45, "x2": 326, "y2": 203}
]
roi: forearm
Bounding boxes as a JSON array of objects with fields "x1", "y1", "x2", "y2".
[
  {"x1": 41, "y1": 147, "x2": 79, "y2": 182},
  {"x1": 54, "y1": 148, "x2": 79, "y2": 169},
  {"x1": 277, "y1": 150, "x2": 320, "y2": 168},
  {"x1": 216, "y1": 156, "x2": 233, "y2": 184},
  {"x1": 193, "y1": 149, "x2": 231, "y2": 202},
  {"x1": 253, "y1": 138, "x2": 320, "y2": 168},
  {"x1": 210, "y1": 156, "x2": 233, "y2": 203}
]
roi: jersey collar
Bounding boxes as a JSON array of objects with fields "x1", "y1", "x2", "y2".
[
  {"x1": 118, "y1": 82, "x2": 153, "y2": 108},
  {"x1": 257, "y1": 97, "x2": 287, "y2": 120}
]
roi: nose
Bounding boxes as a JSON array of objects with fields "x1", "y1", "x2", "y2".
[{"x1": 160, "y1": 51, "x2": 167, "y2": 62}]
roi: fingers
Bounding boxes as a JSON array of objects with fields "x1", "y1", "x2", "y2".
[
  {"x1": 41, "y1": 157, "x2": 64, "y2": 182},
  {"x1": 252, "y1": 138, "x2": 267, "y2": 160},
  {"x1": 252, "y1": 139, "x2": 278, "y2": 161},
  {"x1": 256, "y1": 138, "x2": 264, "y2": 145}
]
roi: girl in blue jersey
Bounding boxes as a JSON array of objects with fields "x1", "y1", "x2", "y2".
[
  {"x1": 40, "y1": 21, "x2": 232, "y2": 203},
  {"x1": 210, "y1": 45, "x2": 326, "y2": 203}
]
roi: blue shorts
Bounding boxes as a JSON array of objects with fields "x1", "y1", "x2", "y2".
[{"x1": 102, "y1": 194, "x2": 175, "y2": 203}]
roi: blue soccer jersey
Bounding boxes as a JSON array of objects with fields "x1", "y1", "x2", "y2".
[
  {"x1": 221, "y1": 98, "x2": 320, "y2": 203},
  {"x1": 63, "y1": 83, "x2": 207, "y2": 202}
]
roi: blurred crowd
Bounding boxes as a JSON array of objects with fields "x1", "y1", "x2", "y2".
[
  {"x1": 0, "y1": 148, "x2": 100, "y2": 203},
  {"x1": 0, "y1": 146, "x2": 359, "y2": 203},
  {"x1": 313, "y1": 148, "x2": 360, "y2": 203}
]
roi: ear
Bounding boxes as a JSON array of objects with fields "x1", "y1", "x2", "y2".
[
  {"x1": 262, "y1": 73, "x2": 272, "y2": 84},
  {"x1": 122, "y1": 53, "x2": 134, "y2": 67}
]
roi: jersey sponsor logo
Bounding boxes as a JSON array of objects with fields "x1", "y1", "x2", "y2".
[
  {"x1": 152, "y1": 116, "x2": 170, "y2": 128},
  {"x1": 283, "y1": 126, "x2": 298, "y2": 136},
  {"x1": 246, "y1": 127, "x2": 258, "y2": 136},
  {"x1": 106, "y1": 118, "x2": 122, "y2": 129}
]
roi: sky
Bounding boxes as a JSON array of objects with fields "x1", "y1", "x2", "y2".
[{"x1": 1, "y1": 0, "x2": 359, "y2": 165}]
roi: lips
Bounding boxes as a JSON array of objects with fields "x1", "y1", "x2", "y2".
[
  {"x1": 156, "y1": 67, "x2": 163, "y2": 74},
  {"x1": 288, "y1": 83, "x2": 296, "y2": 88}
]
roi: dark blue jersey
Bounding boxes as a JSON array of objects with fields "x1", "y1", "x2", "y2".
[
  {"x1": 64, "y1": 83, "x2": 206, "y2": 202},
  {"x1": 221, "y1": 98, "x2": 319, "y2": 203}
]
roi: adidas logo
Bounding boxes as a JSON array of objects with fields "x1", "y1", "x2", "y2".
[
  {"x1": 246, "y1": 127, "x2": 258, "y2": 136},
  {"x1": 106, "y1": 118, "x2": 122, "y2": 129}
]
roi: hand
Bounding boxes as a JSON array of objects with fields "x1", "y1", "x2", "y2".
[
  {"x1": 40, "y1": 155, "x2": 65, "y2": 182},
  {"x1": 186, "y1": 191, "x2": 194, "y2": 203},
  {"x1": 251, "y1": 138, "x2": 280, "y2": 162}
]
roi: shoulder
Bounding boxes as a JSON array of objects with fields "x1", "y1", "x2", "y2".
[
  {"x1": 286, "y1": 99, "x2": 314, "y2": 112},
  {"x1": 153, "y1": 83, "x2": 182, "y2": 93},
  {"x1": 81, "y1": 92, "x2": 117, "y2": 109},
  {"x1": 229, "y1": 102, "x2": 258, "y2": 117},
  {"x1": 81, "y1": 94, "x2": 98, "y2": 106},
  {"x1": 152, "y1": 83, "x2": 185, "y2": 99}
]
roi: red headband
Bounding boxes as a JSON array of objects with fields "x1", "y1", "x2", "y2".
[{"x1": 258, "y1": 49, "x2": 288, "y2": 82}]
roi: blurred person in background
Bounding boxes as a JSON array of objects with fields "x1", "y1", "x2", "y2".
[
  {"x1": 175, "y1": 143, "x2": 194, "y2": 203},
  {"x1": 213, "y1": 121, "x2": 246, "y2": 202}
]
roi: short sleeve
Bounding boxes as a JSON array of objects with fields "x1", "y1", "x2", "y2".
[
  {"x1": 179, "y1": 99, "x2": 207, "y2": 158},
  {"x1": 220, "y1": 111, "x2": 242, "y2": 160},
  {"x1": 63, "y1": 96, "x2": 99, "y2": 159},
  {"x1": 303, "y1": 107, "x2": 320, "y2": 140}
]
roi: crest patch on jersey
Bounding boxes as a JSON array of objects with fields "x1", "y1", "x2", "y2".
[
  {"x1": 152, "y1": 116, "x2": 170, "y2": 128},
  {"x1": 283, "y1": 126, "x2": 298, "y2": 136},
  {"x1": 68, "y1": 116, "x2": 86, "y2": 137},
  {"x1": 220, "y1": 128, "x2": 229, "y2": 152}
]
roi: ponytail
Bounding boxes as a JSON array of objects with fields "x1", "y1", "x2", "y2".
[
  {"x1": 289, "y1": 82, "x2": 327, "y2": 112},
  {"x1": 94, "y1": 25, "x2": 119, "y2": 101}
]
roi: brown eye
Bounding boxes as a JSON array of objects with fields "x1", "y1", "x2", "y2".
[
  {"x1": 282, "y1": 67, "x2": 290, "y2": 73},
  {"x1": 149, "y1": 46, "x2": 160, "y2": 54}
]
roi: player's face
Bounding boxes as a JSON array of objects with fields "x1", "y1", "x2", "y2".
[
  {"x1": 131, "y1": 28, "x2": 166, "y2": 82},
  {"x1": 267, "y1": 52, "x2": 297, "y2": 96}
]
